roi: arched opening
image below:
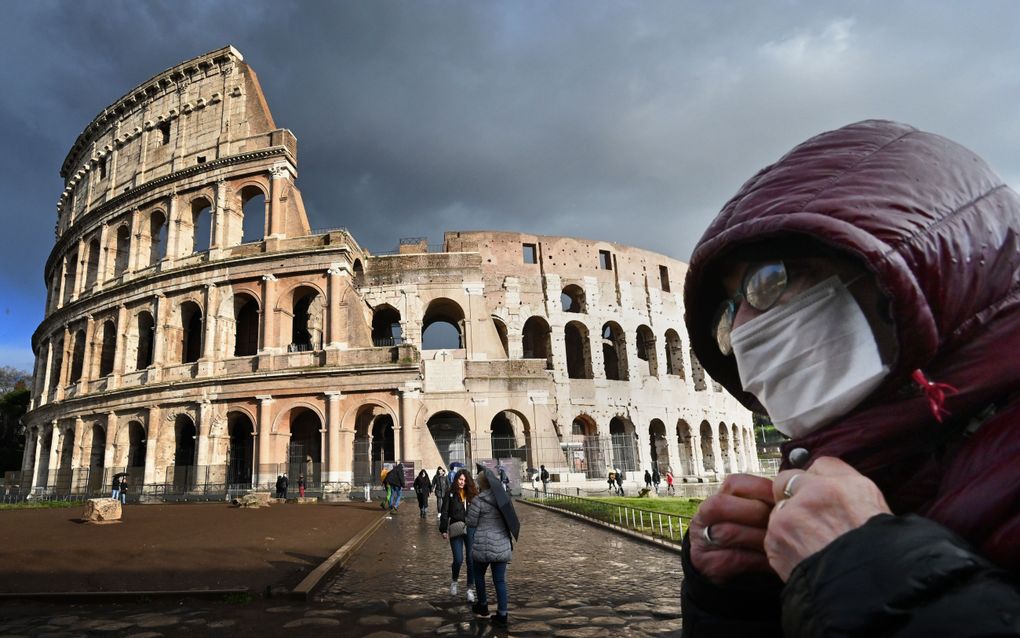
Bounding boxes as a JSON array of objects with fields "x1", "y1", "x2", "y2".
[
  {"x1": 691, "y1": 348, "x2": 707, "y2": 391},
  {"x1": 490, "y1": 411, "x2": 529, "y2": 464},
  {"x1": 227, "y1": 413, "x2": 255, "y2": 487},
  {"x1": 609, "y1": 417, "x2": 638, "y2": 473},
  {"x1": 180, "y1": 301, "x2": 203, "y2": 363},
  {"x1": 289, "y1": 408, "x2": 322, "y2": 487},
  {"x1": 49, "y1": 336, "x2": 64, "y2": 392},
  {"x1": 240, "y1": 185, "x2": 266, "y2": 244},
  {"x1": 290, "y1": 287, "x2": 323, "y2": 351},
  {"x1": 564, "y1": 321, "x2": 593, "y2": 379},
  {"x1": 371, "y1": 305, "x2": 403, "y2": 347},
  {"x1": 602, "y1": 322, "x2": 629, "y2": 381},
  {"x1": 148, "y1": 210, "x2": 167, "y2": 266},
  {"x1": 57, "y1": 428, "x2": 75, "y2": 492},
  {"x1": 112, "y1": 225, "x2": 130, "y2": 278},
  {"x1": 649, "y1": 419, "x2": 669, "y2": 473},
  {"x1": 561, "y1": 284, "x2": 586, "y2": 313},
  {"x1": 87, "y1": 424, "x2": 106, "y2": 494},
  {"x1": 191, "y1": 198, "x2": 213, "y2": 254},
  {"x1": 127, "y1": 421, "x2": 147, "y2": 470},
  {"x1": 371, "y1": 414, "x2": 395, "y2": 475},
  {"x1": 84, "y1": 237, "x2": 100, "y2": 289},
  {"x1": 570, "y1": 415, "x2": 604, "y2": 478},
  {"x1": 37, "y1": 430, "x2": 53, "y2": 489},
  {"x1": 428, "y1": 411, "x2": 471, "y2": 468},
  {"x1": 521, "y1": 316, "x2": 552, "y2": 369},
  {"x1": 352, "y1": 259, "x2": 365, "y2": 286},
  {"x1": 676, "y1": 419, "x2": 694, "y2": 476},
  {"x1": 700, "y1": 421, "x2": 715, "y2": 473},
  {"x1": 70, "y1": 329, "x2": 86, "y2": 383},
  {"x1": 233, "y1": 295, "x2": 260, "y2": 356},
  {"x1": 492, "y1": 317, "x2": 509, "y2": 358},
  {"x1": 719, "y1": 422, "x2": 732, "y2": 474},
  {"x1": 172, "y1": 415, "x2": 197, "y2": 491},
  {"x1": 135, "y1": 312, "x2": 155, "y2": 370},
  {"x1": 352, "y1": 405, "x2": 394, "y2": 485},
  {"x1": 664, "y1": 329, "x2": 684, "y2": 378},
  {"x1": 62, "y1": 251, "x2": 78, "y2": 304},
  {"x1": 98, "y1": 320, "x2": 117, "y2": 377},
  {"x1": 422, "y1": 298, "x2": 465, "y2": 350},
  {"x1": 636, "y1": 325, "x2": 658, "y2": 377}
]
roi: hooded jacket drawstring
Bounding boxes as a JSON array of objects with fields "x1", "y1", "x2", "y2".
[{"x1": 912, "y1": 369, "x2": 958, "y2": 423}]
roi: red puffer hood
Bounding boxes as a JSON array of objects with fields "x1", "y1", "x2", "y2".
[{"x1": 684, "y1": 120, "x2": 1020, "y2": 514}]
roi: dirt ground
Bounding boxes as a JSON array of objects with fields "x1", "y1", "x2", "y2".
[{"x1": 0, "y1": 501, "x2": 383, "y2": 594}]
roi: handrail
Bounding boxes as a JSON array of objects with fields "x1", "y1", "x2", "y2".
[{"x1": 523, "y1": 489, "x2": 685, "y2": 544}]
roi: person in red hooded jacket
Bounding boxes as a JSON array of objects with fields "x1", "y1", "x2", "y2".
[{"x1": 680, "y1": 120, "x2": 1020, "y2": 637}]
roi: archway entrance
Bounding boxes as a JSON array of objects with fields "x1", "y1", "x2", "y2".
[
  {"x1": 227, "y1": 413, "x2": 255, "y2": 487},
  {"x1": 428, "y1": 411, "x2": 471, "y2": 468},
  {"x1": 173, "y1": 415, "x2": 197, "y2": 491},
  {"x1": 288, "y1": 409, "x2": 321, "y2": 487}
]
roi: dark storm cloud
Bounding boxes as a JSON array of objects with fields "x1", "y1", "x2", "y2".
[{"x1": 3, "y1": 0, "x2": 1020, "y2": 370}]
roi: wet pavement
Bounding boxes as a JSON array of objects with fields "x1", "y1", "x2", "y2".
[{"x1": 0, "y1": 501, "x2": 682, "y2": 637}]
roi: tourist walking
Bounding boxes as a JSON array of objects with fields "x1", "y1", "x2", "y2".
[
  {"x1": 607, "y1": 469, "x2": 616, "y2": 493},
  {"x1": 468, "y1": 470, "x2": 514, "y2": 627},
  {"x1": 413, "y1": 469, "x2": 432, "y2": 519},
  {"x1": 652, "y1": 468, "x2": 661, "y2": 494},
  {"x1": 380, "y1": 465, "x2": 392, "y2": 509},
  {"x1": 644, "y1": 469, "x2": 653, "y2": 491},
  {"x1": 439, "y1": 469, "x2": 477, "y2": 602},
  {"x1": 118, "y1": 476, "x2": 128, "y2": 505},
  {"x1": 665, "y1": 470, "x2": 675, "y2": 496},
  {"x1": 615, "y1": 468, "x2": 624, "y2": 496},
  {"x1": 280, "y1": 474, "x2": 289, "y2": 499},
  {"x1": 540, "y1": 465, "x2": 550, "y2": 495},
  {"x1": 275, "y1": 475, "x2": 284, "y2": 499},
  {"x1": 384, "y1": 461, "x2": 406, "y2": 513},
  {"x1": 431, "y1": 467, "x2": 447, "y2": 518},
  {"x1": 298, "y1": 474, "x2": 306, "y2": 498},
  {"x1": 111, "y1": 474, "x2": 122, "y2": 500}
]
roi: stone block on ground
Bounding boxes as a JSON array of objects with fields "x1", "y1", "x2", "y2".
[
  {"x1": 233, "y1": 492, "x2": 272, "y2": 508},
  {"x1": 293, "y1": 497, "x2": 319, "y2": 504},
  {"x1": 82, "y1": 498, "x2": 122, "y2": 523}
]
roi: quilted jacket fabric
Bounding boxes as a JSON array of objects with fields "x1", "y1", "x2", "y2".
[
  {"x1": 681, "y1": 120, "x2": 1020, "y2": 636},
  {"x1": 466, "y1": 490, "x2": 512, "y2": 563}
]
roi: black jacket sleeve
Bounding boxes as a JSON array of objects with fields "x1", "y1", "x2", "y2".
[
  {"x1": 783, "y1": 514, "x2": 1020, "y2": 638},
  {"x1": 680, "y1": 531, "x2": 784, "y2": 638}
]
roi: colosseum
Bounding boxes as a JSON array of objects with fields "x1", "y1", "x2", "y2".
[{"x1": 18, "y1": 46, "x2": 754, "y2": 501}]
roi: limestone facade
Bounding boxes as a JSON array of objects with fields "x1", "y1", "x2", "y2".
[{"x1": 20, "y1": 46, "x2": 754, "y2": 499}]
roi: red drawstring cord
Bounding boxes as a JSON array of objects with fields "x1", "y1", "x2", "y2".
[{"x1": 912, "y1": 369, "x2": 958, "y2": 423}]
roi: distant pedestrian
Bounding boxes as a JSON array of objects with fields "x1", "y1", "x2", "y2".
[
  {"x1": 118, "y1": 476, "x2": 128, "y2": 505},
  {"x1": 644, "y1": 469, "x2": 653, "y2": 491},
  {"x1": 384, "y1": 461, "x2": 406, "y2": 512},
  {"x1": 414, "y1": 469, "x2": 432, "y2": 519},
  {"x1": 468, "y1": 470, "x2": 514, "y2": 627},
  {"x1": 440, "y1": 469, "x2": 478, "y2": 602},
  {"x1": 280, "y1": 474, "x2": 289, "y2": 499},
  {"x1": 275, "y1": 475, "x2": 284, "y2": 499},
  {"x1": 298, "y1": 474, "x2": 306, "y2": 498},
  {"x1": 665, "y1": 470, "x2": 675, "y2": 496},
  {"x1": 111, "y1": 475, "x2": 122, "y2": 500},
  {"x1": 497, "y1": 465, "x2": 511, "y2": 492},
  {"x1": 607, "y1": 469, "x2": 616, "y2": 493},
  {"x1": 432, "y1": 467, "x2": 447, "y2": 518},
  {"x1": 615, "y1": 468, "x2": 624, "y2": 496},
  {"x1": 380, "y1": 465, "x2": 392, "y2": 509},
  {"x1": 652, "y1": 467, "x2": 661, "y2": 494},
  {"x1": 540, "y1": 465, "x2": 549, "y2": 495}
]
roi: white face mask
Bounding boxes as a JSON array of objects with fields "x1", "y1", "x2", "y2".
[{"x1": 730, "y1": 275, "x2": 889, "y2": 439}]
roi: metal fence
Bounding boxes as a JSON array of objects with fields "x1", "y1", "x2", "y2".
[{"x1": 523, "y1": 488, "x2": 686, "y2": 545}]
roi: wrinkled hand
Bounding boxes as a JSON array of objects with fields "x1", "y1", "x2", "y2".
[
  {"x1": 442, "y1": 532, "x2": 448, "y2": 539},
  {"x1": 690, "y1": 473, "x2": 776, "y2": 584},
  {"x1": 766, "y1": 456, "x2": 891, "y2": 581}
]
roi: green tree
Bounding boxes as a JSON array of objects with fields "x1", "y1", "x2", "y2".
[{"x1": 0, "y1": 367, "x2": 31, "y2": 474}]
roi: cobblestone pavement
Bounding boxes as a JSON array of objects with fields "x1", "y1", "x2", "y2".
[
  {"x1": 0, "y1": 501, "x2": 682, "y2": 637},
  {"x1": 316, "y1": 500, "x2": 683, "y2": 637}
]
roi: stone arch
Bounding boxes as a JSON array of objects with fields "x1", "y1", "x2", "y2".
[
  {"x1": 490, "y1": 409, "x2": 531, "y2": 466},
  {"x1": 110, "y1": 223, "x2": 131, "y2": 279},
  {"x1": 239, "y1": 183, "x2": 267, "y2": 244},
  {"x1": 371, "y1": 304, "x2": 402, "y2": 347},
  {"x1": 349, "y1": 400, "x2": 399, "y2": 485},
  {"x1": 57, "y1": 426, "x2": 76, "y2": 491},
  {"x1": 126, "y1": 310, "x2": 155, "y2": 372},
  {"x1": 609, "y1": 416, "x2": 638, "y2": 473},
  {"x1": 69, "y1": 328, "x2": 86, "y2": 383},
  {"x1": 719, "y1": 421, "x2": 733, "y2": 474},
  {"x1": 37, "y1": 429, "x2": 53, "y2": 489},
  {"x1": 691, "y1": 347, "x2": 707, "y2": 391},
  {"x1": 664, "y1": 329, "x2": 684, "y2": 378},
  {"x1": 280, "y1": 284, "x2": 324, "y2": 352},
  {"x1": 602, "y1": 322, "x2": 629, "y2": 381},
  {"x1": 219, "y1": 291, "x2": 261, "y2": 357},
  {"x1": 492, "y1": 316, "x2": 509, "y2": 358},
  {"x1": 84, "y1": 236, "x2": 101, "y2": 289},
  {"x1": 564, "y1": 320, "x2": 593, "y2": 379},
  {"x1": 145, "y1": 209, "x2": 168, "y2": 266},
  {"x1": 636, "y1": 325, "x2": 658, "y2": 377},
  {"x1": 561, "y1": 283, "x2": 586, "y2": 313},
  {"x1": 188, "y1": 195, "x2": 213, "y2": 254},
  {"x1": 170, "y1": 413, "x2": 197, "y2": 490},
  {"x1": 649, "y1": 419, "x2": 669, "y2": 473},
  {"x1": 427, "y1": 410, "x2": 471, "y2": 468},
  {"x1": 699, "y1": 420, "x2": 715, "y2": 473},
  {"x1": 521, "y1": 316, "x2": 552, "y2": 369},
  {"x1": 276, "y1": 407, "x2": 322, "y2": 486},
  {"x1": 62, "y1": 249, "x2": 78, "y2": 304},
  {"x1": 176, "y1": 300, "x2": 204, "y2": 364},
  {"x1": 86, "y1": 422, "x2": 107, "y2": 494},
  {"x1": 570, "y1": 413, "x2": 604, "y2": 478},
  {"x1": 676, "y1": 418, "x2": 694, "y2": 476},
  {"x1": 226, "y1": 411, "x2": 256, "y2": 486},
  {"x1": 97, "y1": 320, "x2": 117, "y2": 378},
  {"x1": 422, "y1": 297, "x2": 465, "y2": 350},
  {"x1": 49, "y1": 334, "x2": 64, "y2": 392}
]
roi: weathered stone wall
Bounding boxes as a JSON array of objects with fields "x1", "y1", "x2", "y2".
[{"x1": 21, "y1": 46, "x2": 754, "y2": 500}]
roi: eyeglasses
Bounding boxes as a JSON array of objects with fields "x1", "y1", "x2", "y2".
[{"x1": 712, "y1": 261, "x2": 789, "y2": 355}]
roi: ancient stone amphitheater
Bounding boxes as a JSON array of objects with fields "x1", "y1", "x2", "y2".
[{"x1": 18, "y1": 46, "x2": 753, "y2": 500}]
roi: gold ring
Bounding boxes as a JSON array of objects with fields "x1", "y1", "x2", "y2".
[{"x1": 783, "y1": 473, "x2": 802, "y2": 499}]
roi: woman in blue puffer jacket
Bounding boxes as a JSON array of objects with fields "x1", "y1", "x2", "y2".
[{"x1": 466, "y1": 471, "x2": 512, "y2": 628}]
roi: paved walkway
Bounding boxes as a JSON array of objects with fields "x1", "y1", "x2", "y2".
[{"x1": 0, "y1": 501, "x2": 682, "y2": 637}]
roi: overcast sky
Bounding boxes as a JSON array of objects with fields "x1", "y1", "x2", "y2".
[{"x1": 2, "y1": 0, "x2": 1020, "y2": 373}]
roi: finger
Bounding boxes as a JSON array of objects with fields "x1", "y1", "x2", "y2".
[
  {"x1": 702, "y1": 521, "x2": 768, "y2": 551},
  {"x1": 805, "y1": 456, "x2": 859, "y2": 476},
  {"x1": 772, "y1": 470, "x2": 806, "y2": 504},
  {"x1": 698, "y1": 493, "x2": 774, "y2": 528},
  {"x1": 717, "y1": 473, "x2": 776, "y2": 505}
]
